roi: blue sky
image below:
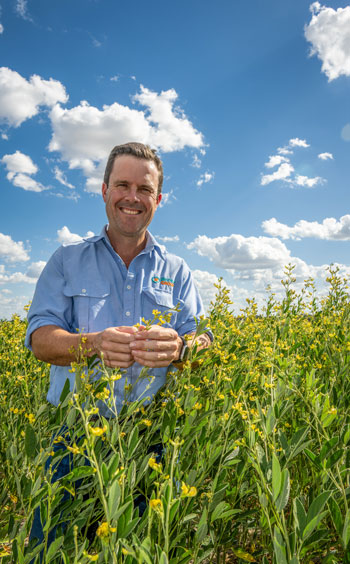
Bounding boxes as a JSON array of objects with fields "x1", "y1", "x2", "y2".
[{"x1": 1, "y1": 0, "x2": 350, "y2": 318}]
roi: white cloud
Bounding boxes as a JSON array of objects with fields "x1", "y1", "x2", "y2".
[
  {"x1": 277, "y1": 146, "x2": 293, "y2": 155},
  {"x1": 0, "y1": 23, "x2": 3, "y2": 34},
  {"x1": 262, "y1": 215, "x2": 350, "y2": 240},
  {"x1": 305, "y1": 2, "x2": 350, "y2": 81},
  {"x1": 294, "y1": 174, "x2": 323, "y2": 188},
  {"x1": 0, "y1": 67, "x2": 68, "y2": 127},
  {"x1": 158, "y1": 189, "x2": 175, "y2": 208},
  {"x1": 1, "y1": 151, "x2": 48, "y2": 192},
  {"x1": 318, "y1": 152, "x2": 333, "y2": 160},
  {"x1": 57, "y1": 226, "x2": 95, "y2": 245},
  {"x1": 10, "y1": 173, "x2": 47, "y2": 192},
  {"x1": 54, "y1": 166, "x2": 75, "y2": 189},
  {"x1": 15, "y1": 0, "x2": 32, "y2": 21},
  {"x1": 265, "y1": 154, "x2": 289, "y2": 168},
  {"x1": 48, "y1": 85, "x2": 204, "y2": 193},
  {"x1": 156, "y1": 235, "x2": 179, "y2": 243},
  {"x1": 261, "y1": 162, "x2": 294, "y2": 185},
  {"x1": 191, "y1": 154, "x2": 201, "y2": 168},
  {"x1": 289, "y1": 138, "x2": 310, "y2": 148},
  {"x1": 110, "y1": 75, "x2": 119, "y2": 82},
  {"x1": 1, "y1": 150, "x2": 38, "y2": 174},
  {"x1": 192, "y1": 269, "x2": 233, "y2": 311},
  {"x1": 197, "y1": 171, "x2": 214, "y2": 187},
  {"x1": 0, "y1": 232, "x2": 30, "y2": 262},
  {"x1": 188, "y1": 234, "x2": 292, "y2": 271},
  {"x1": 25, "y1": 260, "x2": 46, "y2": 278},
  {"x1": 341, "y1": 123, "x2": 350, "y2": 142}
]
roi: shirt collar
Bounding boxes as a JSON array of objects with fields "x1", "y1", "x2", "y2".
[{"x1": 84, "y1": 225, "x2": 166, "y2": 260}]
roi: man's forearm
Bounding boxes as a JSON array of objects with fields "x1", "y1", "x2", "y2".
[{"x1": 31, "y1": 325, "x2": 98, "y2": 366}]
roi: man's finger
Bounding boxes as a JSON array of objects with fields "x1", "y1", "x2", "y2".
[{"x1": 134, "y1": 326, "x2": 177, "y2": 341}]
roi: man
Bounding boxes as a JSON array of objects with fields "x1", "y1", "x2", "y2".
[{"x1": 26, "y1": 141, "x2": 211, "y2": 415}]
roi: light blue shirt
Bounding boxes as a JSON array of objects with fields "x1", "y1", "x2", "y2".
[{"x1": 25, "y1": 227, "x2": 207, "y2": 415}]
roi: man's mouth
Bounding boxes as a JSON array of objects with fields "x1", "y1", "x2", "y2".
[{"x1": 119, "y1": 206, "x2": 142, "y2": 215}]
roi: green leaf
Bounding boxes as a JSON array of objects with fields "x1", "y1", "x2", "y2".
[
  {"x1": 294, "y1": 497, "x2": 307, "y2": 535},
  {"x1": 273, "y1": 527, "x2": 288, "y2": 564},
  {"x1": 45, "y1": 535, "x2": 64, "y2": 562},
  {"x1": 101, "y1": 461, "x2": 109, "y2": 486},
  {"x1": 272, "y1": 453, "x2": 282, "y2": 502},
  {"x1": 195, "y1": 507, "x2": 208, "y2": 543},
  {"x1": 325, "y1": 449, "x2": 344, "y2": 469},
  {"x1": 127, "y1": 425, "x2": 139, "y2": 458},
  {"x1": 108, "y1": 451, "x2": 120, "y2": 479},
  {"x1": 328, "y1": 497, "x2": 343, "y2": 537},
  {"x1": 275, "y1": 468, "x2": 290, "y2": 512},
  {"x1": 25, "y1": 424, "x2": 37, "y2": 458},
  {"x1": 343, "y1": 509, "x2": 350, "y2": 548},
  {"x1": 59, "y1": 378, "x2": 71, "y2": 403},
  {"x1": 307, "y1": 491, "x2": 332, "y2": 526},
  {"x1": 317, "y1": 437, "x2": 338, "y2": 463},
  {"x1": 108, "y1": 479, "x2": 121, "y2": 520},
  {"x1": 210, "y1": 501, "x2": 230, "y2": 523},
  {"x1": 232, "y1": 548, "x2": 256, "y2": 562},
  {"x1": 64, "y1": 466, "x2": 95, "y2": 482},
  {"x1": 266, "y1": 406, "x2": 276, "y2": 435},
  {"x1": 302, "y1": 510, "x2": 327, "y2": 540}
]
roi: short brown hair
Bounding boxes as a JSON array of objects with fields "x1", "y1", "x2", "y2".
[{"x1": 103, "y1": 142, "x2": 163, "y2": 195}]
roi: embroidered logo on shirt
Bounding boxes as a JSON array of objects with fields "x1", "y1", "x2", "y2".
[{"x1": 152, "y1": 276, "x2": 174, "y2": 287}]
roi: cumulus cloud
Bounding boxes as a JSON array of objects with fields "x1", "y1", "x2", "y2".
[
  {"x1": 1, "y1": 150, "x2": 38, "y2": 175},
  {"x1": 48, "y1": 85, "x2": 204, "y2": 193},
  {"x1": 0, "y1": 232, "x2": 30, "y2": 262},
  {"x1": 305, "y1": 2, "x2": 350, "y2": 81},
  {"x1": 191, "y1": 154, "x2": 201, "y2": 168},
  {"x1": 54, "y1": 166, "x2": 75, "y2": 189},
  {"x1": 0, "y1": 67, "x2": 68, "y2": 127},
  {"x1": 262, "y1": 215, "x2": 350, "y2": 241},
  {"x1": 261, "y1": 137, "x2": 325, "y2": 188},
  {"x1": 110, "y1": 75, "x2": 119, "y2": 82},
  {"x1": 0, "y1": 261, "x2": 45, "y2": 284},
  {"x1": 191, "y1": 269, "x2": 232, "y2": 311},
  {"x1": 289, "y1": 138, "x2": 310, "y2": 148},
  {"x1": 0, "y1": 23, "x2": 3, "y2": 34},
  {"x1": 318, "y1": 152, "x2": 333, "y2": 160},
  {"x1": 197, "y1": 171, "x2": 214, "y2": 187},
  {"x1": 156, "y1": 235, "x2": 179, "y2": 243},
  {"x1": 261, "y1": 162, "x2": 294, "y2": 186},
  {"x1": 1, "y1": 150, "x2": 47, "y2": 192},
  {"x1": 265, "y1": 155, "x2": 289, "y2": 168},
  {"x1": 188, "y1": 234, "x2": 292, "y2": 271},
  {"x1": 57, "y1": 226, "x2": 95, "y2": 245}
]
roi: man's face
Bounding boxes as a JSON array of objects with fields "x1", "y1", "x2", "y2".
[{"x1": 102, "y1": 155, "x2": 162, "y2": 241}]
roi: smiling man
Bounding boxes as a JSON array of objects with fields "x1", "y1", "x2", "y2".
[{"x1": 26, "y1": 142, "x2": 211, "y2": 415}]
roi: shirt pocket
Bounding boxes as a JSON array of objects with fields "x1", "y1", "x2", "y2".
[
  {"x1": 141, "y1": 287, "x2": 183, "y2": 327},
  {"x1": 63, "y1": 282, "x2": 110, "y2": 332}
]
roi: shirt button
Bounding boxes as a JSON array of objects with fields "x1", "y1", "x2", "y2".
[
  {"x1": 82, "y1": 289, "x2": 87, "y2": 294},
  {"x1": 125, "y1": 311, "x2": 131, "y2": 317},
  {"x1": 126, "y1": 285, "x2": 131, "y2": 290}
]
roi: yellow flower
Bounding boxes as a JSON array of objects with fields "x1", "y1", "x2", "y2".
[
  {"x1": 181, "y1": 482, "x2": 197, "y2": 497},
  {"x1": 122, "y1": 548, "x2": 130, "y2": 555},
  {"x1": 109, "y1": 373, "x2": 122, "y2": 382},
  {"x1": 67, "y1": 443, "x2": 81, "y2": 455},
  {"x1": 83, "y1": 552, "x2": 99, "y2": 562},
  {"x1": 194, "y1": 402, "x2": 202, "y2": 410},
  {"x1": 141, "y1": 418, "x2": 152, "y2": 427},
  {"x1": 89, "y1": 424, "x2": 108, "y2": 437},
  {"x1": 328, "y1": 406, "x2": 337, "y2": 415},
  {"x1": 96, "y1": 521, "x2": 116, "y2": 538},
  {"x1": 148, "y1": 456, "x2": 162, "y2": 473},
  {"x1": 150, "y1": 498, "x2": 162, "y2": 511}
]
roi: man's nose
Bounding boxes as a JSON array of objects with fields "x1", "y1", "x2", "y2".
[{"x1": 125, "y1": 185, "x2": 140, "y2": 201}]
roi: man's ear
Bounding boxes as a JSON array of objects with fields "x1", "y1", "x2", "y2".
[
  {"x1": 102, "y1": 182, "x2": 108, "y2": 202},
  {"x1": 156, "y1": 193, "x2": 162, "y2": 206}
]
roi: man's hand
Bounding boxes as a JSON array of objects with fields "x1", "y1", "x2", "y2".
[
  {"x1": 92, "y1": 326, "x2": 138, "y2": 368},
  {"x1": 129, "y1": 325, "x2": 182, "y2": 368}
]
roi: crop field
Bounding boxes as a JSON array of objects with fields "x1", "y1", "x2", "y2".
[{"x1": 0, "y1": 267, "x2": 349, "y2": 563}]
